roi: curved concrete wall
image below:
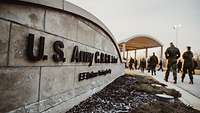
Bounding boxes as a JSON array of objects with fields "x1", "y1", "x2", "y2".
[{"x1": 0, "y1": 1, "x2": 124, "y2": 113}]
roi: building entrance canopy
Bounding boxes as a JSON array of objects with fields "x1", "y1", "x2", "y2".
[{"x1": 118, "y1": 34, "x2": 163, "y2": 60}]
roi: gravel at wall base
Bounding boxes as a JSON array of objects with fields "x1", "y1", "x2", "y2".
[{"x1": 66, "y1": 74, "x2": 200, "y2": 113}]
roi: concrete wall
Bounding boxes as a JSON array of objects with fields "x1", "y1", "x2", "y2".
[{"x1": 0, "y1": 1, "x2": 124, "y2": 113}]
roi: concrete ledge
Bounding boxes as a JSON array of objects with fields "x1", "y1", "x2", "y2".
[{"x1": 18, "y1": 0, "x2": 64, "y2": 9}]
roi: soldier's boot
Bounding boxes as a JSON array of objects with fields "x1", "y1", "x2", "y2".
[
  {"x1": 173, "y1": 76, "x2": 177, "y2": 84},
  {"x1": 151, "y1": 70, "x2": 153, "y2": 76},
  {"x1": 174, "y1": 80, "x2": 177, "y2": 84},
  {"x1": 173, "y1": 72, "x2": 177, "y2": 84},
  {"x1": 181, "y1": 78, "x2": 184, "y2": 83},
  {"x1": 189, "y1": 72, "x2": 193, "y2": 84},
  {"x1": 189, "y1": 80, "x2": 193, "y2": 84},
  {"x1": 181, "y1": 74, "x2": 185, "y2": 83},
  {"x1": 172, "y1": 66, "x2": 177, "y2": 84},
  {"x1": 164, "y1": 72, "x2": 169, "y2": 82}
]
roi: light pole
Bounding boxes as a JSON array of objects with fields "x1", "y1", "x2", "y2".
[{"x1": 173, "y1": 24, "x2": 182, "y2": 47}]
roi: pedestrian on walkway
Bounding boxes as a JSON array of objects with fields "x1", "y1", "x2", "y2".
[
  {"x1": 164, "y1": 42, "x2": 180, "y2": 84},
  {"x1": 177, "y1": 60, "x2": 182, "y2": 73},
  {"x1": 192, "y1": 59, "x2": 198, "y2": 74},
  {"x1": 157, "y1": 59, "x2": 164, "y2": 71},
  {"x1": 134, "y1": 58, "x2": 138, "y2": 70},
  {"x1": 129, "y1": 57, "x2": 134, "y2": 70},
  {"x1": 147, "y1": 57, "x2": 151, "y2": 73},
  {"x1": 182, "y1": 46, "x2": 194, "y2": 84},
  {"x1": 139, "y1": 58, "x2": 146, "y2": 73},
  {"x1": 149, "y1": 52, "x2": 158, "y2": 75}
]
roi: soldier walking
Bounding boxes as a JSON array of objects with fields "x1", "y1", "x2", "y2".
[
  {"x1": 149, "y1": 52, "x2": 158, "y2": 75},
  {"x1": 177, "y1": 60, "x2": 182, "y2": 73},
  {"x1": 134, "y1": 58, "x2": 138, "y2": 70},
  {"x1": 182, "y1": 46, "x2": 194, "y2": 84},
  {"x1": 157, "y1": 59, "x2": 163, "y2": 71},
  {"x1": 192, "y1": 59, "x2": 198, "y2": 74},
  {"x1": 165, "y1": 42, "x2": 180, "y2": 84},
  {"x1": 129, "y1": 57, "x2": 134, "y2": 70},
  {"x1": 139, "y1": 58, "x2": 146, "y2": 73},
  {"x1": 147, "y1": 57, "x2": 151, "y2": 72}
]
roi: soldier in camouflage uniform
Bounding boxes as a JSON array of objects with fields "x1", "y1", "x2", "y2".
[
  {"x1": 165, "y1": 42, "x2": 180, "y2": 84},
  {"x1": 129, "y1": 57, "x2": 134, "y2": 70},
  {"x1": 182, "y1": 46, "x2": 194, "y2": 84},
  {"x1": 149, "y1": 52, "x2": 158, "y2": 75}
]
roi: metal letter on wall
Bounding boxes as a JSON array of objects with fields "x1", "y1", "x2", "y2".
[
  {"x1": 26, "y1": 33, "x2": 47, "y2": 61},
  {"x1": 53, "y1": 41, "x2": 66, "y2": 62}
]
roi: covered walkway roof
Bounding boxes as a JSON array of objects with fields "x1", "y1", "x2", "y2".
[
  {"x1": 118, "y1": 34, "x2": 164, "y2": 60},
  {"x1": 118, "y1": 34, "x2": 163, "y2": 51}
]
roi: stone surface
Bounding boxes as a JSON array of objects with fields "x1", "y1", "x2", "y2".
[
  {"x1": 42, "y1": 86, "x2": 105, "y2": 113},
  {"x1": 25, "y1": 102, "x2": 39, "y2": 113},
  {"x1": 74, "y1": 85, "x2": 93, "y2": 97},
  {"x1": 39, "y1": 89, "x2": 74, "y2": 112},
  {"x1": 74, "y1": 65, "x2": 106, "y2": 91},
  {"x1": 94, "y1": 32, "x2": 103, "y2": 50},
  {"x1": 63, "y1": 39, "x2": 75, "y2": 64},
  {"x1": 8, "y1": 107, "x2": 26, "y2": 113},
  {"x1": 77, "y1": 21, "x2": 95, "y2": 47},
  {"x1": 45, "y1": 9, "x2": 77, "y2": 41},
  {"x1": 9, "y1": 23, "x2": 46, "y2": 66},
  {"x1": 0, "y1": 19, "x2": 10, "y2": 66},
  {"x1": 74, "y1": 66, "x2": 89, "y2": 88},
  {"x1": 0, "y1": 67, "x2": 40, "y2": 113},
  {"x1": 0, "y1": 3, "x2": 45, "y2": 30},
  {"x1": 102, "y1": 38, "x2": 110, "y2": 53},
  {"x1": 70, "y1": 42, "x2": 88, "y2": 66},
  {"x1": 107, "y1": 40, "x2": 118, "y2": 55},
  {"x1": 9, "y1": 23, "x2": 74, "y2": 66},
  {"x1": 19, "y1": 0, "x2": 64, "y2": 9},
  {"x1": 63, "y1": 0, "x2": 115, "y2": 44},
  {"x1": 40, "y1": 66, "x2": 75, "y2": 100}
]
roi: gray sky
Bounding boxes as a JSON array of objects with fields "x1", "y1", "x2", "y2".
[{"x1": 66, "y1": 0, "x2": 200, "y2": 54}]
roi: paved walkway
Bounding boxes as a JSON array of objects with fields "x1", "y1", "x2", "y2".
[{"x1": 126, "y1": 69, "x2": 200, "y2": 110}]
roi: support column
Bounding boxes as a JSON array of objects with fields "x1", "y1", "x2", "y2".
[
  {"x1": 126, "y1": 50, "x2": 129, "y2": 59},
  {"x1": 160, "y1": 46, "x2": 163, "y2": 59},
  {"x1": 126, "y1": 50, "x2": 129, "y2": 68},
  {"x1": 134, "y1": 50, "x2": 137, "y2": 58},
  {"x1": 145, "y1": 48, "x2": 148, "y2": 59},
  {"x1": 122, "y1": 43, "x2": 126, "y2": 59}
]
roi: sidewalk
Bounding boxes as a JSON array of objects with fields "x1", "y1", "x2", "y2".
[{"x1": 126, "y1": 69, "x2": 200, "y2": 110}]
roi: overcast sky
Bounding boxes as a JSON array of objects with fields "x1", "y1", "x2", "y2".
[{"x1": 66, "y1": 0, "x2": 200, "y2": 54}]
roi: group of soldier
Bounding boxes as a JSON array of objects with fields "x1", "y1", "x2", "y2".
[
  {"x1": 128, "y1": 57, "x2": 148, "y2": 73},
  {"x1": 128, "y1": 58, "x2": 138, "y2": 70},
  {"x1": 128, "y1": 42, "x2": 197, "y2": 84},
  {"x1": 128, "y1": 54, "x2": 159, "y2": 75},
  {"x1": 165, "y1": 42, "x2": 195, "y2": 84}
]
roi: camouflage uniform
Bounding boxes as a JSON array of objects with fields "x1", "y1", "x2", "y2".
[
  {"x1": 139, "y1": 58, "x2": 146, "y2": 73},
  {"x1": 177, "y1": 60, "x2": 182, "y2": 73},
  {"x1": 192, "y1": 59, "x2": 198, "y2": 74},
  {"x1": 129, "y1": 58, "x2": 134, "y2": 70},
  {"x1": 165, "y1": 44, "x2": 180, "y2": 83},
  {"x1": 149, "y1": 54, "x2": 158, "y2": 75},
  {"x1": 182, "y1": 49, "x2": 193, "y2": 84}
]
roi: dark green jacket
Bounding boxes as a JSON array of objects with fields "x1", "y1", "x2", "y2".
[
  {"x1": 165, "y1": 45, "x2": 180, "y2": 64},
  {"x1": 182, "y1": 50, "x2": 193, "y2": 67}
]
